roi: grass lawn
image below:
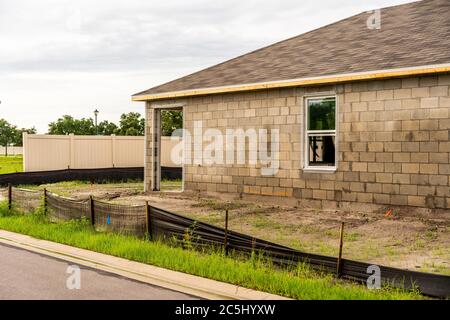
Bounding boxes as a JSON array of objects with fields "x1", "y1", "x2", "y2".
[
  {"x1": 161, "y1": 179, "x2": 183, "y2": 191},
  {"x1": 0, "y1": 202, "x2": 422, "y2": 300},
  {"x1": 0, "y1": 156, "x2": 23, "y2": 174}
]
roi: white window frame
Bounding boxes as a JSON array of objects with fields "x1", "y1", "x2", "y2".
[{"x1": 304, "y1": 95, "x2": 338, "y2": 172}]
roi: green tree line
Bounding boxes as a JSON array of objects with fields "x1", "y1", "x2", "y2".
[
  {"x1": 0, "y1": 118, "x2": 36, "y2": 149},
  {"x1": 48, "y1": 112, "x2": 146, "y2": 136},
  {"x1": 1, "y1": 110, "x2": 182, "y2": 152},
  {"x1": 48, "y1": 111, "x2": 182, "y2": 136}
]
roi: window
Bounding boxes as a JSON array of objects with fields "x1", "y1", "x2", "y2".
[{"x1": 304, "y1": 96, "x2": 337, "y2": 171}]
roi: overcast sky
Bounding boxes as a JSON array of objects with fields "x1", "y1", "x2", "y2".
[{"x1": 0, "y1": 0, "x2": 414, "y2": 133}]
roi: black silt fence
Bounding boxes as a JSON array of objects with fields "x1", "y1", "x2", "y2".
[
  {"x1": 0, "y1": 166, "x2": 182, "y2": 186},
  {"x1": 4, "y1": 187, "x2": 450, "y2": 298},
  {"x1": 46, "y1": 193, "x2": 90, "y2": 221},
  {"x1": 147, "y1": 206, "x2": 450, "y2": 298},
  {"x1": 93, "y1": 200, "x2": 147, "y2": 237},
  {"x1": 0, "y1": 167, "x2": 143, "y2": 186},
  {"x1": 160, "y1": 167, "x2": 183, "y2": 181},
  {"x1": 11, "y1": 187, "x2": 42, "y2": 213}
]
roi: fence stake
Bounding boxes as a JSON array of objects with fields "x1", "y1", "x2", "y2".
[
  {"x1": 43, "y1": 188, "x2": 47, "y2": 214},
  {"x1": 145, "y1": 201, "x2": 152, "y2": 241},
  {"x1": 8, "y1": 183, "x2": 12, "y2": 210},
  {"x1": 89, "y1": 195, "x2": 95, "y2": 226},
  {"x1": 337, "y1": 222, "x2": 345, "y2": 278},
  {"x1": 224, "y1": 209, "x2": 229, "y2": 256}
]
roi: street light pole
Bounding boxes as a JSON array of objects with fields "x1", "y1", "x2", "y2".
[{"x1": 94, "y1": 109, "x2": 99, "y2": 135}]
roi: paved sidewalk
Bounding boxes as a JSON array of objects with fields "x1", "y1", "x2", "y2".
[{"x1": 0, "y1": 230, "x2": 288, "y2": 300}]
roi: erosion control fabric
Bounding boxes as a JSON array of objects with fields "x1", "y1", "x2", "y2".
[
  {"x1": 2, "y1": 186, "x2": 449, "y2": 298},
  {"x1": 0, "y1": 167, "x2": 182, "y2": 186}
]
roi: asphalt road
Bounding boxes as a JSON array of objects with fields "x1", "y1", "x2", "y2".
[{"x1": 0, "y1": 243, "x2": 199, "y2": 300}]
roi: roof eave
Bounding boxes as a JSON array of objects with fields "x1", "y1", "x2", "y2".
[{"x1": 131, "y1": 63, "x2": 450, "y2": 102}]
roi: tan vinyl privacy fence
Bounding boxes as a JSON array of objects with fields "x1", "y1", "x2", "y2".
[
  {"x1": 23, "y1": 133, "x2": 181, "y2": 172},
  {"x1": 0, "y1": 146, "x2": 23, "y2": 156}
]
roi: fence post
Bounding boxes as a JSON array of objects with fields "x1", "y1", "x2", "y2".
[
  {"x1": 69, "y1": 133, "x2": 75, "y2": 169},
  {"x1": 43, "y1": 188, "x2": 47, "y2": 214},
  {"x1": 8, "y1": 183, "x2": 12, "y2": 210},
  {"x1": 22, "y1": 132, "x2": 28, "y2": 172},
  {"x1": 337, "y1": 222, "x2": 345, "y2": 278},
  {"x1": 145, "y1": 201, "x2": 152, "y2": 241},
  {"x1": 111, "y1": 134, "x2": 116, "y2": 168},
  {"x1": 224, "y1": 209, "x2": 229, "y2": 256},
  {"x1": 89, "y1": 195, "x2": 95, "y2": 226}
]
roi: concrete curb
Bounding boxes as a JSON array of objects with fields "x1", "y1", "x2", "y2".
[{"x1": 0, "y1": 230, "x2": 289, "y2": 300}]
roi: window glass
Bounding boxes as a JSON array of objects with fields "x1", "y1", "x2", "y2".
[
  {"x1": 307, "y1": 135, "x2": 335, "y2": 167},
  {"x1": 308, "y1": 98, "x2": 336, "y2": 131}
]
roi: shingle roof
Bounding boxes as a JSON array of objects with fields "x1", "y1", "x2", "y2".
[{"x1": 134, "y1": 0, "x2": 450, "y2": 98}]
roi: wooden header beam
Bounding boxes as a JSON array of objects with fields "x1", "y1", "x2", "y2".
[{"x1": 132, "y1": 64, "x2": 450, "y2": 102}]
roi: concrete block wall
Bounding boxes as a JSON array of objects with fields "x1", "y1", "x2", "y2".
[{"x1": 145, "y1": 73, "x2": 450, "y2": 209}]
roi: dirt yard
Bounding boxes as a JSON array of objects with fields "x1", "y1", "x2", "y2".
[{"x1": 13, "y1": 180, "x2": 450, "y2": 275}]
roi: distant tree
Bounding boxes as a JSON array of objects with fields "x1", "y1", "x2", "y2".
[
  {"x1": 12, "y1": 127, "x2": 37, "y2": 146},
  {"x1": 48, "y1": 115, "x2": 95, "y2": 135},
  {"x1": 97, "y1": 120, "x2": 118, "y2": 135},
  {"x1": 46, "y1": 111, "x2": 180, "y2": 138},
  {"x1": 0, "y1": 119, "x2": 36, "y2": 153},
  {"x1": 161, "y1": 110, "x2": 183, "y2": 136},
  {"x1": 115, "y1": 112, "x2": 145, "y2": 136},
  {"x1": 0, "y1": 119, "x2": 17, "y2": 156}
]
